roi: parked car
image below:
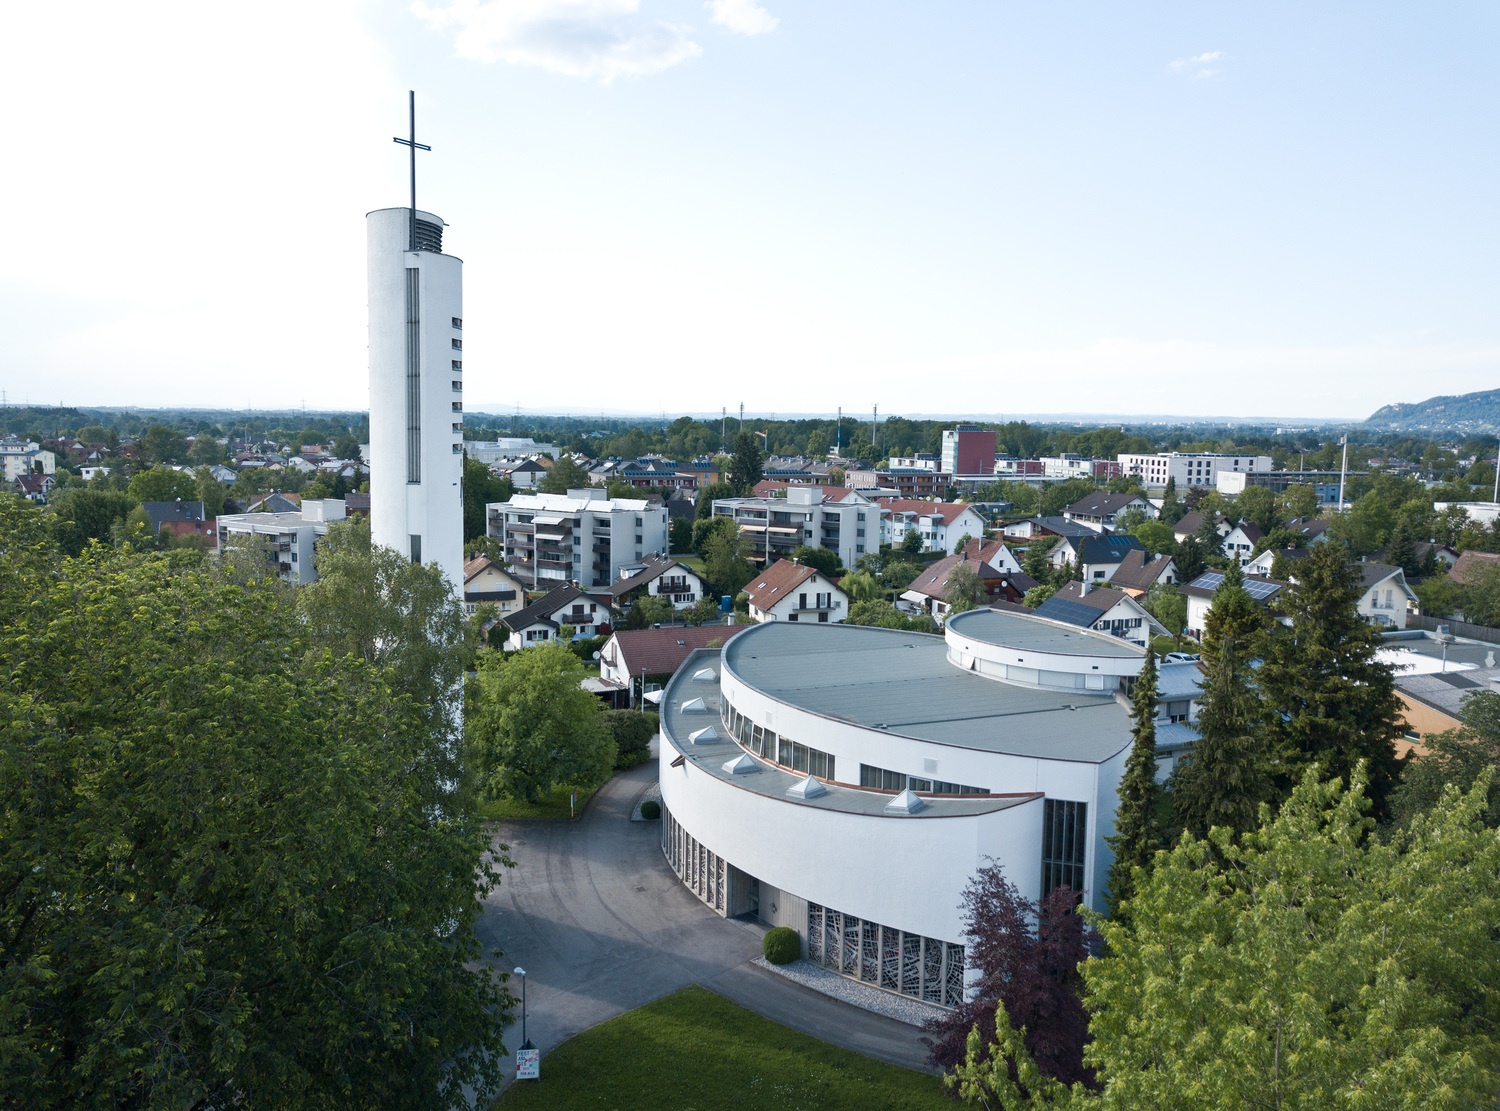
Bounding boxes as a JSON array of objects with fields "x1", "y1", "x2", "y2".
[{"x1": 1164, "y1": 652, "x2": 1201, "y2": 663}]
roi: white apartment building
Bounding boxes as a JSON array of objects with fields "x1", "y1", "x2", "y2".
[
  {"x1": 1118, "y1": 452, "x2": 1272, "y2": 490},
  {"x1": 880, "y1": 500, "x2": 989, "y2": 554},
  {"x1": 216, "y1": 499, "x2": 347, "y2": 585},
  {"x1": 486, "y1": 488, "x2": 669, "y2": 590},
  {"x1": 463, "y1": 438, "x2": 558, "y2": 465},
  {"x1": 713, "y1": 486, "x2": 877, "y2": 569},
  {"x1": 0, "y1": 440, "x2": 57, "y2": 481},
  {"x1": 887, "y1": 454, "x2": 940, "y2": 471}
]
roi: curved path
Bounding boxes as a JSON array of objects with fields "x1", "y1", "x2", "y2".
[{"x1": 476, "y1": 756, "x2": 937, "y2": 1088}]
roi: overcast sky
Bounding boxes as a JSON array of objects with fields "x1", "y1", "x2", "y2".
[{"x1": 3, "y1": 1, "x2": 1496, "y2": 421}]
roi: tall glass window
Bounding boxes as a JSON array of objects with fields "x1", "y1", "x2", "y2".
[{"x1": 1041, "y1": 799, "x2": 1087, "y2": 897}]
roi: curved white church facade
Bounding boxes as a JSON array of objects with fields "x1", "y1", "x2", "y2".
[{"x1": 656, "y1": 611, "x2": 1147, "y2": 1007}]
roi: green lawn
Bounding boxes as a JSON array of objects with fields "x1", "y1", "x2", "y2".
[
  {"x1": 477, "y1": 783, "x2": 599, "y2": 822},
  {"x1": 676, "y1": 554, "x2": 707, "y2": 573},
  {"x1": 496, "y1": 985, "x2": 949, "y2": 1110}
]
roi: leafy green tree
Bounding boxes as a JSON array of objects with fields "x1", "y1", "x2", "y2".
[
  {"x1": 1172, "y1": 535, "x2": 1208, "y2": 583},
  {"x1": 1023, "y1": 583, "x2": 1057, "y2": 608},
  {"x1": 727, "y1": 431, "x2": 764, "y2": 494},
  {"x1": 467, "y1": 644, "x2": 616, "y2": 802},
  {"x1": 692, "y1": 514, "x2": 740, "y2": 556},
  {"x1": 1257, "y1": 542, "x2": 1405, "y2": 815},
  {"x1": 703, "y1": 527, "x2": 756, "y2": 598},
  {"x1": 694, "y1": 481, "x2": 736, "y2": 519},
  {"x1": 625, "y1": 593, "x2": 675, "y2": 629},
  {"x1": 1040, "y1": 478, "x2": 1098, "y2": 518},
  {"x1": 1390, "y1": 690, "x2": 1500, "y2": 829},
  {"x1": 840, "y1": 569, "x2": 881, "y2": 603},
  {"x1": 1171, "y1": 641, "x2": 1273, "y2": 839},
  {"x1": 687, "y1": 595, "x2": 722, "y2": 625},
  {"x1": 333, "y1": 433, "x2": 363, "y2": 460},
  {"x1": 1413, "y1": 571, "x2": 1458, "y2": 616},
  {"x1": 943, "y1": 563, "x2": 987, "y2": 615},
  {"x1": 950, "y1": 768, "x2": 1500, "y2": 1109},
  {"x1": 846, "y1": 599, "x2": 937, "y2": 633},
  {"x1": 0, "y1": 500, "x2": 513, "y2": 1110},
  {"x1": 1278, "y1": 482, "x2": 1320, "y2": 521},
  {"x1": 1459, "y1": 565, "x2": 1500, "y2": 626},
  {"x1": 537, "y1": 454, "x2": 591, "y2": 494},
  {"x1": 463, "y1": 455, "x2": 514, "y2": 544},
  {"x1": 900, "y1": 528, "x2": 924, "y2": 555},
  {"x1": 127, "y1": 463, "x2": 199, "y2": 504},
  {"x1": 1106, "y1": 650, "x2": 1160, "y2": 916},
  {"x1": 1233, "y1": 485, "x2": 1278, "y2": 533},
  {"x1": 193, "y1": 465, "x2": 226, "y2": 518},
  {"x1": 669, "y1": 516, "x2": 693, "y2": 553},
  {"x1": 137, "y1": 424, "x2": 188, "y2": 464},
  {"x1": 790, "y1": 544, "x2": 839, "y2": 576},
  {"x1": 1144, "y1": 584, "x2": 1186, "y2": 641},
  {"x1": 806, "y1": 429, "x2": 829, "y2": 458},
  {"x1": 49, "y1": 487, "x2": 138, "y2": 556},
  {"x1": 297, "y1": 518, "x2": 474, "y2": 790},
  {"x1": 186, "y1": 436, "x2": 227, "y2": 466},
  {"x1": 1130, "y1": 519, "x2": 1177, "y2": 554},
  {"x1": 1157, "y1": 476, "x2": 1183, "y2": 525},
  {"x1": 951, "y1": 532, "x2": 974, "y2": 556}
]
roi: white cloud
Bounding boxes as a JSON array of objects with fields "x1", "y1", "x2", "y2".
[
  {"x1": 1169, "y1": 50, "x2": 1223, "y2": 79},
  {"x1": 705, "y1": 0, "x2": 778, "y2": 36},
  {"x1": 414, "y1": 0, "x2": 701, "y2": 81}
]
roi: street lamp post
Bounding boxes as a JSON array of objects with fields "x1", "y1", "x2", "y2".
[{"x1": 513, "y1": 966, "x2": 528, "y2": 1047}]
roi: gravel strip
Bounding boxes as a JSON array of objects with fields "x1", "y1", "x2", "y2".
[
  {"x1": 630, "y1": 781, "x2": 663, "y2": 821},
  {"x1": 752, "y1": 957, "x2": 947, "y2": 1028}
]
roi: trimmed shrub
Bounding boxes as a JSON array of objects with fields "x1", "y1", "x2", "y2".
[
  {"x1": 762, "y1": 927, "x2": 800, "y2": 965},
  {"x1": 606, "y1": 709, "x2": 659, "y2": 769},
  {"x1": 639, "y1": 799, "x2": 661, "y2": 820}
]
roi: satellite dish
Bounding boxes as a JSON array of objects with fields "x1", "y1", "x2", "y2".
[{"x1": 592, "y1": 650, "x2": 601, "y2": 660}]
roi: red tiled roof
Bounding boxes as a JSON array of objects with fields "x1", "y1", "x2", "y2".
[
  {"x1": 608, "y1": 624, "x2": 751, "y2": 677},
  {"x1": 745, "y1": 558, "x2": 821, "y2": 608}
]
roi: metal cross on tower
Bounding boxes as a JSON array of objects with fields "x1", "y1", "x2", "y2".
[{"x1": 393, "y1": 90, "x2": 431, "y2": 253}]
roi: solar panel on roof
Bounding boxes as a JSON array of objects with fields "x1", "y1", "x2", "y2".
[
  {"x1": 1034, "y1": 598, "x2": 1101, "y2": 627},
  {"x1": 1242, "y1": 579, "x2": 1282, "y2": 600},
  {"x1": 1193, "y1": 571, "x2": 1225, "y2": 590}
]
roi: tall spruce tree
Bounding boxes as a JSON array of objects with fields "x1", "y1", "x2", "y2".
[
  {"x1": 1106, "y1": 649, "x2": 1160, "y2": 917},
  {"x1": 1200, "y1": 559, "x2": 1265, "y2": 670},
  {"x1": 1256, "y1": 540, "x2": 1405, "y2": 815},
  {"x1": 1171, "y1": 639, "x2": 1272, "y2": 838}
]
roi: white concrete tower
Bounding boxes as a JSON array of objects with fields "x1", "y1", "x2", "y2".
[{"x1": 366, "y1": 205, "x2": 464, "y2": 595}]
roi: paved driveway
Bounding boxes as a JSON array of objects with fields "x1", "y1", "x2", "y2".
[{"x1": 475, "y1": 758, "x2": 937, "y2": 1087}]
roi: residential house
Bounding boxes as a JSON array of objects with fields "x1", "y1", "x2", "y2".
[
  {"x1": 141, "y1": 500, "x2": 206, "y2": 534},
  {"x1": 79, "y1": 466, "x2": 111, "y2": 481},
  {"x1": 501, "y1": 457, "x2": 550, "y2": 490},
  {"x1": 247, "y1": 492, "x2": 301, "y2": 514},
  {"x1": 1244, "y1": 546, "x2": 1312, "y2": 577},
  {"x1": 1285, "y1": 517, "x2": 1333, "y2": 544},
  {"x1": 498, "y1": 583, "x2": 612, "y2": 651},
  {"x1": 1354, "y1": 563, "x2": 1418, "y2": 628},
  {"x1": 1106, "y1": 548, "x2": 1178, "y2": 596},
  {"x1": 1048, "y1": 534, "x2": 1148, "y2": 583},
  {"x1": 1031, "y1": 582, "x2": 1165, "y2": 649},
  {"x1": 744, "y1": 558, "x2": 849, "y2": 624},
  {"x1": 598, "y1": 555, "x2": 709, "y2": 614},
  {"x1": 14, "y1": 474, "x2": 55, "y2": 502},
  {"x1": 0, "y1": 440, "x2": 57, "y2": 481},
  {"x1": 216, "y1": 499, "x2": 346, "y2": 584},
  {"x1": 1181, "y1": 570, "x2": 1288, "y2": 639},
  {"x1": 1062, "y1": 491, "x2": 1155, "y2": 531},
  {"x1": 596, "y1": 624, "x2": 752, "y2": 707},
  {"x1": 1117, "y1": 452, "x2": 1272, "y2": 490},
  {"x1": 1221, "y1": 521, "x2": 1266, "y2": 566},
  {"x1": 879, "y1": 499, "x2": 988, "y2": 554},
  {"x1": 463, "y1": 555, "x2": 525, "y2": 624},
  {"x1": 343, "y1": 492, "x2": 371, "y2": 516},
  {"x1": 1170, "y1": 511, "x2": 1231, "y2": 545},
  {"x1": 1368, "y1": 541, "x2": 1458, "y2": 571},
  {"x1": 1445, "y1": 549, "x2": 1500, "y2": 591},
  {"x1": 487, "y1": 489, "x2": 670, "y2": 589},
  {"x1": 900, "y1": 551, "x2": 1039, "y2": 622},
  {"x1": 1001, "y1": 516, "x2": 1099, "y2": 541},
  {"x1": 958, "y1": 537, "x2": 1025, "y2": 574}
]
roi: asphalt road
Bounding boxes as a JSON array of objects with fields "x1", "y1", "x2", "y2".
[{"x1": 475, "y1": 755, "x2": 937, "y2": 1091}]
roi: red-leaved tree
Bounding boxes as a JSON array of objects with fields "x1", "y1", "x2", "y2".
[{"x1": 925, "y1": 862, "x2": 1095, "y2": 1089}]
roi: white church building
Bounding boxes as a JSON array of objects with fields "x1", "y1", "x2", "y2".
[{"x1": 656, "y1": 610, "x2": 1148, "y2": 1007}]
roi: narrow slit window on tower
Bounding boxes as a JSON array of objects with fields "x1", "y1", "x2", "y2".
[
  {"x1": 409, "y1": 534, "x2": 422, "y2": 564},
  {"x1": 404, "y1": 267, "x2": 421, "y2": 484},
  {"x1": 452, "y1": 339, "x2": 462, "y2": 350},
  {"x1": 452, "y1": 360, "x2": 462, "y2": 370},
  {"x1": 452, "y1": 316, "x2": 462, "y2": 329}
]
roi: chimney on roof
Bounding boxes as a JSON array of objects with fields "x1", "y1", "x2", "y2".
[{"x1": 1079, "y1": 582, "x2": 1092, "y2": 596}]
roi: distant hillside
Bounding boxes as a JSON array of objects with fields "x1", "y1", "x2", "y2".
[{"x1": 1367, "y1": 388, "x2": 1500, "y2": 433}]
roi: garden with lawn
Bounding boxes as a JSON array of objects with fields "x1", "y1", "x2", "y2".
[
  {"x1": 476, "y1": 783, "x2": 599, "y2": 822},
  {"x1": 495, "y1": 985, "x2": 949, "y2": 1110}
]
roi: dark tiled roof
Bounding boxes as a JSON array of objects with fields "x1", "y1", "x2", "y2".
[
  {"x1": 141, "y1": 501, "x2": 206, "y2": 526},
  {"x1": 598, "y1": 555, "x2": 700, "y2": 599},
  {"x1": 1450, "y1": 550, "x2": 1500, "y2": 586},
  {"x1": 1064, "y1": 492, "x2": 1147, "y2": 518},
  {"x1": 1076, "y1": 535, "x2": 1146, "y2": 565},
  {"x1": 1034, "y1": 582, "x2": 1130, "y2": 625},
  {"x1": 502, "y1": 583, "x2": 585, "y2": 632}
]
